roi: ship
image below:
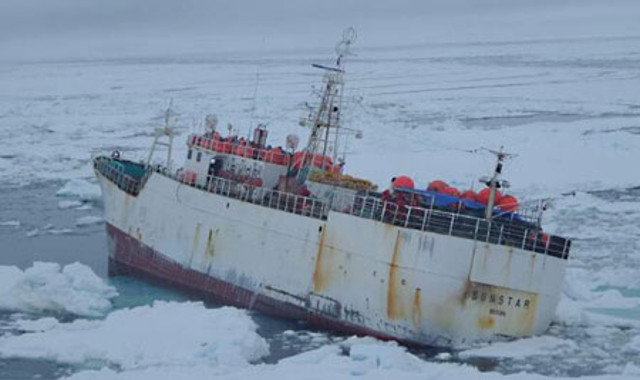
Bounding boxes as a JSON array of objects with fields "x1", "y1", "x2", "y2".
[{"x1": 93, "y1": 29, "x2": 571, "y2": 347}]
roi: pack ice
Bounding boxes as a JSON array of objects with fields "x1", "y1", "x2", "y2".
[
  {"x1": 0, "y1": 301, "x2": 269, "y2": 371},
  {"x1": 0, "y1": 262, "x2": 117, "y2": 317}
]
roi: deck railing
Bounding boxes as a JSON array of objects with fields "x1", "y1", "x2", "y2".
[
  {"x1": 159, "y1": 168, "x2": 330, "y2": 220},
  {"x1": 94, "y1": 157, "x2": 145, "y2": 196},
  {"x1": 94, "y1": 157, "x2": 570, "y2": 260},
  {"x1": 347, "y1": 195, "x2": 570, "y2": 259},
  {"x1": 188, "y1": 134, "x2": 290, "y2": 165}
]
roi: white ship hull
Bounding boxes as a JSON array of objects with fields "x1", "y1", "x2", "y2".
[{"x1": 96, "y1": 169, "x2": 567, "y2": 346}]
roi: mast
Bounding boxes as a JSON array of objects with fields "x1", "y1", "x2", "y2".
[
  {"x1": 297, "y1": 28, "x2": 357, "y2": 184},
  {"x1": 147, "y1": 102, "x2": 178, "y2": 170},
  {"x1": 482, "y1": 147, "x2": 513, "y2": 220}
]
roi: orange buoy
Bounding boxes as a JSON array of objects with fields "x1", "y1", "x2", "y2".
[
  {"x1": 497, "y1": 195, "x2": 519, "y2": 212},
  {"x1": 427, "y1": 180, "x2": 448, "y2": 192},
  {"x1": 392, "y1": 176, "x2": 415, "y2": 189},
  {"x1": 461, "y1": 190, "x2": 478, "y2": 202},
  {"x1": 441, "y1": 187, "x2": 461, "y2": 197},
  {"x1": 477, "y1": 188, "x2": 502, "y2": 205}
]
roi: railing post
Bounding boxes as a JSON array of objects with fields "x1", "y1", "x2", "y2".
[
  {"x1": 448, "y1": 213, "x2": 455, "y2": 236},
  {"x1": 532, "y1": 232, "x2": 538, "y2": 252},
  {"x1": 474, "y1": 218, "x2": 480, "y2": 241},
  {"x1": 425, "y1": 208, "x2": 433, "y2": 230},
  {"x1": 544, "y1": 235, "x2": 550, "y2": 256},
  {"x1": 486, "y1": 222, "x2": 492, "y2": 243},
  {"x1": 381, "y1": 202, "x2": 387, "y2": 223},
  {"x1": 498, "y1": 225, "x2": 504, "y2": 245},
  {"x1": 522, "y1": 229, "x2": 528, "y2": 249},
  {"x1": 562, "y1": 239, "x2": 569, "y2": 259},
  {"x1": 405, "y1": 207, "x2": 411, "y2": 228},
  {"x1": 421, "y1": 209, "x2": 428, "y2": 231}
]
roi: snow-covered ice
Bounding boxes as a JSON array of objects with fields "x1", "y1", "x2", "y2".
[
  {"x1": 56, "y1": 179, "x2": 102, "y2": 202},
  {"x1": 0, "y1": 262, "x2": 117, "y2": 317},
  {"x1": 24, "y1": 228, "x2": 39, "y2": 237},
  {"x1": 47, "y1": 228, "x2": 75, "y2": 235},
  {"x1": 625, "y1": 335, "x2": 640, "y2": 354},
  {"x1": 0, "y1": 302, "x2": 269, "y2": 370},
  {"x1": 458, "y1": 336, "x2": 578, "y2": 359},
  {"x1": 0, "y1": 220, "x2": 20, "y2": 228},
  {"x1": 57, "y1": 200, "x2": 84, "y2": 209}
]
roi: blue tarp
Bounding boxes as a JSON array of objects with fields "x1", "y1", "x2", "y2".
[{"x1": 397, "y1": 188, "x2": 529, "y2": 224}]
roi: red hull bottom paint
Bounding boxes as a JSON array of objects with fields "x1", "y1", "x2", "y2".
[{"x1": 105, "y1": 223, "x2": 406, "y2": 344}]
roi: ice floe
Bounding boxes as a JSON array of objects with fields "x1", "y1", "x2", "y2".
[
  {"x1": 57, "y1": 200, "x2": 84, "y2": 209},
  {"x1": 624, "y1": 335, "x2": 640, "y2": 354},
  {"x1": 458, "y1": 336, "x2": 578, "y2": 359},
  {"x1": 25, "y1": 228, "x2": 39, "y2": 237},
  {"x1": 56, "y1": 179, "x2": 101, "y2": 202},
  {"x1": 0, "y1": 220, "x2": 20, "y2": 228},
  {"x1": 0, "y1": 302, "x2": 268, "y2": 371},
  {"x1": 75, "y1": 215, "x2": 104, "y2": 227},
  {"x1": 0, "y1": 262, "x2": 117, "y2": 317},
  {"x1": 48, "y1": 228, "x2": 75, "y2": 235}
]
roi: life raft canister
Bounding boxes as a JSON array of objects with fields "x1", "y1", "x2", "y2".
[
  {"x1": 292, "y1": 151, "x2": 334, "y2": 171},
  {"x1": 497, "y1": 195, "x2": 519, "y2": 212},
  {"x1": 477, "y1": 188, "x2": 502, "y2": 205},
  {"x1": 440, "y1": 187, "x2": 461, "y2": 197},
  {"x1": 392, "y1": 175, "x2": 415, "y2": 189},
  {"x1": 266, "y1": 148, "x2": 286, "y2": 165},
  {"x1": 427, "y1": 180, "x2": 448, "y2": 193},
  {"x1": 461, "y1": 190, "x2": 478, "y2": 202}
]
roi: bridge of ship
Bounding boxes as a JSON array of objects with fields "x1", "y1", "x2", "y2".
[{"x1": 93, "y1": 156, "x2": 571, "y2": 260}]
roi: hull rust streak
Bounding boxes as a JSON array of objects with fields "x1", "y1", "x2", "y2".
[{"x1": 97, "y1": 171, "x2": 565, "y2": 346}]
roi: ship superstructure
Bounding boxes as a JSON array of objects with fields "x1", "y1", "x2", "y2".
[{"x1": 94, "y1": 29, "x2": 571, "y2": 347}]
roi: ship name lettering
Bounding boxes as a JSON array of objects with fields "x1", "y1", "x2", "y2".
[{"x1": 468, "y1": 290, "x2": 531, "y2": 310}]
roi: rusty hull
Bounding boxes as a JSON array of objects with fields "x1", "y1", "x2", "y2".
[{"x1": 96, "y1": 170, "x2": 567, "y2": 347}]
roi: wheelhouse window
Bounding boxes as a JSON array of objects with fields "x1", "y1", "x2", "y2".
[
  {"x1": 187, "y1": 149, "x2": 193, "y2": 160},
  {"x1": 196, "y1": 151, "x2": 202, "y2": 162}
]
